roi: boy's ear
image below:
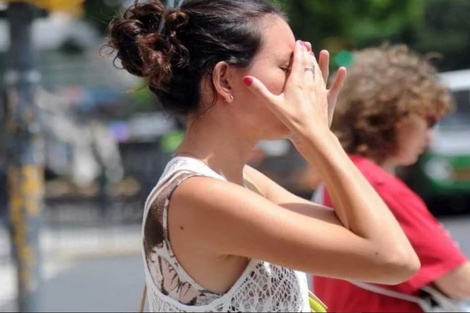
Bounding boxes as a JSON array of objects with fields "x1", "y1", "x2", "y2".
[{"x1": 212, "y1": 61, "x2": 234, "y2": 103}]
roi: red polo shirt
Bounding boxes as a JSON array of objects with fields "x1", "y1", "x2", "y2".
[{"x1": 313, "y1": 155, "x2": 467, "y2": 312}]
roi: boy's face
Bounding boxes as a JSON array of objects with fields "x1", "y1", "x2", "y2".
[{"x1": 391, "y1": 113, "x2": 435, "y2": 166}]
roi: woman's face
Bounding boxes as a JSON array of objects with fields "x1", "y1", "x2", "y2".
[
  {"x1": 389, "y1": 113, "x2": 436, "y2": 166},
  {"x1": 229, "y1": 14, "x2": 296, "y2": 139}
]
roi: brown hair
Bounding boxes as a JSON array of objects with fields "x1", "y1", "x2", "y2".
[
  {"x1": 332, "y1": 44, "x2": 453, "y2": 164},
  {"x1": 105, "y1": 0, "x2": 285, "y2": 117}
]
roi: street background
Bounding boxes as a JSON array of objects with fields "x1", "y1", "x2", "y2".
[{"x1": 1, "y1": 0, "x2": 470, "y2": 312}]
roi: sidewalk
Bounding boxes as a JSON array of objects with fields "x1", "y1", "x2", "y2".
[
  {"x1": 0, "y1": 223, "x2": 142, "y2": 311},
  {"x1": 0, "y1": 222, "x2": 141, "y2": 259}
]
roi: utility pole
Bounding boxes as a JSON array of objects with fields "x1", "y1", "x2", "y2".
[{"x1": 4, "y1": 2, "x2": 44, "y2": 312}]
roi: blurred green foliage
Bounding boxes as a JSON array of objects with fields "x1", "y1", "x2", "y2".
[
  {"x1": 413, "y1": 0, "x2": 470, "y2": 71},
  {"x1": 282, "y1": 0, "x2": 424, "y2": 54},
  {"x1": 277, "y1": 0, "x2": 470, "y2": 71}
]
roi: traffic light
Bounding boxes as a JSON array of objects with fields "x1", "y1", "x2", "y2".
[{"x1": 1, "y1": 0, "x2": 85, "y2": 15}]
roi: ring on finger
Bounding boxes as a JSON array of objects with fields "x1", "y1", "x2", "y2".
[{"x1": 304, "y1": 67, "x2": 315, "y2": 80}]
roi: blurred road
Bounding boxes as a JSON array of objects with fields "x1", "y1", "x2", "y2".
[
  {"x1": 0, "y1": 215, "x2": 469, "y2": 312},
  {"x1": 0, "y1": 223, "x2": 144, "y2": 312}
]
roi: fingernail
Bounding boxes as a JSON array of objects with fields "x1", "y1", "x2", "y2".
[{"x1": 243, "y1": 76, "x2": 253, "y2": 86}]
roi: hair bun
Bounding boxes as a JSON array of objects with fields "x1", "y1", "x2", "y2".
[
  {"x1": 124, "y1": 2, "x2": 164, "y2": 35},
  {"x1": 107, "y1": 1, "x2": 170, "y2": 80},
  {"x1": 164, "y1": 9, "x2": 189, "y2": 36}
]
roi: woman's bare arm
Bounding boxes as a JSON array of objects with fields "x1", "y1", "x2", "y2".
[
  {"x1": 169, "y1": 164, "x2": 419, "y2": 286},
  {"x1": 248, "y1": 159, "x2": 469, "y2": 300},
  {"x1": 243, "y1": 137, "x2": 420, "y2": 281}
]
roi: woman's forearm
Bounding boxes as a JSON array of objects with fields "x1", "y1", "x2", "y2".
[{"x1": 296, "y1": 131, "x2": 413, "y2": 251}]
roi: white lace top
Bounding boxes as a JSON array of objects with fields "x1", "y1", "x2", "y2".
[{"x1": 141, "y1": 156, "x2": 311, "y2": 312}]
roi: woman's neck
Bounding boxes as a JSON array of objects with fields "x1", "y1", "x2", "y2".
[
  {"x1": 379, "y1": 159, "x2": 397, "y2": 176},
  {"x1": 176, "y1": 123, "x2": 257, "y2": 185}
]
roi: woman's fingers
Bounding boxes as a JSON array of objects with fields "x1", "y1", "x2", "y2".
[
  {"x1": 318, "y1": 50, "x2": 330, "y2": 84},
  {"x1": 243, "y1": 75, "x2": 293, "y2": 127},
  {"x1": 295, "y1": 41, "x2": 329, "y2": 86},
  {"x1": 327, "y1": 67, "x2": 347, "y2": 126},
  {"x1": 328, "y1": 66, "x2": 347, "y2": 99},
  {"x1": 243, "y1": 40, "x2": 333, "y2": 133},
  {"x1": 242, "y1": 76, "x2": 276, "y2": 105},
  {"x1": 302, "y1": 41, "x2": 312, "y2": 52},
  {"x1": 290, "y1": 41, "x2": 312, "y2": 85}
]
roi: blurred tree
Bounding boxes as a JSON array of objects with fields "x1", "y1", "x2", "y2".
[
  {"x1": 285, "y1": 0, "x2": 424, "y2": 55},
  {"x1": 83, "y1": 0, "x2": 123, "y2": 35},
  {"x1": 411, "y1": 0, "x2": 470, "y2": 71},
  {"x1": 283, "y1": 0, "x2": 470, "y2": 72}
]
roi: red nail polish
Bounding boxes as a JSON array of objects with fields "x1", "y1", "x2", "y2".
[{"x1": 243, "y1": 76, "x2": 253, "y2": 86}]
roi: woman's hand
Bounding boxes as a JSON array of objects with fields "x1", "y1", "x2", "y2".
[
  {"x1": 243, "y1": 40, "x2": 346, "y2": 142},
  {"x1": 244, "y1": 40, "x2": 327, "y2": 139}
]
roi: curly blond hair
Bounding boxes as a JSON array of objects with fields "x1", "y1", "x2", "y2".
[{"x1": 332, "y1": 44, "x2": 454, "y2": 164}]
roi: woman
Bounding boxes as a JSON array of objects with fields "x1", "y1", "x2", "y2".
[
  {"x1": 313, "y1": 44, "x2": 470, "y2": 312},
  {"x1": 106, "y1": 1, "x2": 419, "y2": 311}
]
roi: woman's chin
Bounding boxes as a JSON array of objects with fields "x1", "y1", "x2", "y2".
[{"x1": 400, "y1": 155, "x2": 420, "y2": 167}]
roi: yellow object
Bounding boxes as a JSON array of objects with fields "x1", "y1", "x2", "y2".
[
  {"x1": 2, "y1": 0, "x2": 84, "y2": 15},
  {"x1": 309, "y1": 290, "x2": 328, "y2": 312}
]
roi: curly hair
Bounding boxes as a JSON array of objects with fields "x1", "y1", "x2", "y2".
[
  {"x1": 104, "y1": 0, "x2": 285, "y2": 117},
  {"x1": 332, "y1": 44, "x2": 454, "y2": 164}
]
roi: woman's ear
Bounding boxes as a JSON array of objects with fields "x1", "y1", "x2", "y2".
[{"x1": 212, "y1": 61, "x2": 234, "y2": 103}]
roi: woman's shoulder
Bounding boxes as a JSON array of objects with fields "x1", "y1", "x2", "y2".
[{"x1": 144, "y1": 156, "x2": 226, "y2": 210}]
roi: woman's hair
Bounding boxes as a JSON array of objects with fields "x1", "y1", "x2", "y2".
[
  {"x1": 105, "y1": 0, "x2": 285, "y2": 117},
  {"x1": 332, "y1": 44, "x2": 453, "y2": 164}
]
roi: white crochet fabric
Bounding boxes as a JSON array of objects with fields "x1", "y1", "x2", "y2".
[{"x1": 141, "y1": 156, "x2": 311, "y2": 312}]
